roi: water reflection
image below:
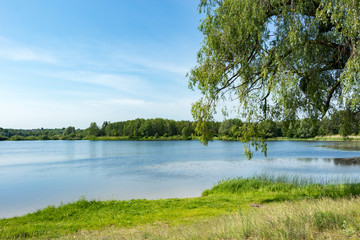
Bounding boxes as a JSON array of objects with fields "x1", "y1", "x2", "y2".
[
  {"x1": 293, "y1": 158, "x2": 317, "y2": 163},
  {"x1": 265, "y1": 156, "x2": 360, "y2": 166},
  {"x1": 295, "y1": 157, "x2": 360, "y2": 166},
  {"x1": 332, "y1": 157, "x2": 360, "y2": 166},
  {"x1": 320, "y1": 142, "x2": 360, "y2": 151}
]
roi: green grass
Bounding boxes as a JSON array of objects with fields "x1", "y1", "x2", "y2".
[
  {"x1": 0, "y1": 196, "x2": 240, "y2": 239},
  {"x1": 2, "y1": 175, "x2": 360, "y2": 239},
  {"x1": 61, "y1": 197, "x2": 360, "y2": 240},
  {"x1": 203, "y1": 175, "x2": 360, "y2": 200}
]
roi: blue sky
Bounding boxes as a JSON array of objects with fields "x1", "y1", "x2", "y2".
[{"x1": 0, "y1": 0, "x2": 205, "y2": 129}]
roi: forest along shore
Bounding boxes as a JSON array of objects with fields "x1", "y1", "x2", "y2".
[{"x1": 1, "y1": 116, "x2": 360, "y2": 141}]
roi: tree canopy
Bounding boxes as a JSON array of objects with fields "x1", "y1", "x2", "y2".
[{"x1": 189, "y1": 0, "x2": 360, "y2": 157}]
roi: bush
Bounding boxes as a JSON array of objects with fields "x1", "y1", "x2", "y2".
[
  {"x1": 0, "y1": 136, "x2": 8, "y2": 141},
  {"x1": 10, "y1": 135, "x2": 26, "y2": 141}
]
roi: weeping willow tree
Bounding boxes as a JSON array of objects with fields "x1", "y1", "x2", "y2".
[{"x1": 188, "y1": 0, "x2": 360, "y2": 158}]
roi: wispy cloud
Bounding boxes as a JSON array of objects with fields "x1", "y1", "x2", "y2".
[
  {"x1": 111, "y1": 53, "x2": 190, "y2": 76},
  {"x1": 0, "y1": 1, "x2": 203, "y2": 129},
  {"x1": 120, "y1": 55, "x2": 190, "y2": 76},
  {"x1": 0, "y1": 47, "x2": 57, "y2": 63},
  {"x1": 0, "y1": 38, "x2": 57, "y2": 63},
  {"x1": 86, "y1": 98, "x2": 150, "y2": 107},
  {"x1": 82, "y1": 97, "x2": 194, "y2": 122},
  {"x1": 41, "y1": 70, "x2": 149, "y2": 96}
]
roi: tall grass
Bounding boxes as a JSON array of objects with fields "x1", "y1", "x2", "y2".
[
  {"x1": 202, "y1": 174, "x2": 360, "y2": 201},
  {"x1": 60, "y1": 197, "x2": 360, "y2": 240}
]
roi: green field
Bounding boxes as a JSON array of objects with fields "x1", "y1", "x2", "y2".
[{"x1": 1, "y1": 175, "x2": 360, "y2": 239}]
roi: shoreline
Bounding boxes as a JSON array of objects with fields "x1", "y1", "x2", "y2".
[
  {"x1": 2, "y1": 135, "x2": 360, "y2": 142},
  {"x1": 2, "y1": 175, "x2": 360, "y2": 239}
]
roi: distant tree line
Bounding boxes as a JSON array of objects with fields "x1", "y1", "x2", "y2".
[
  {"x1": 0, "y1": 119, "x2": 196, "y2": 141},
  {"x1": 85, "y1": 119, "x2": 195, "y2": 139},
  {"x1": 0, "y1": 128, "x2": 70, "y2": 141},
  {"x1": 0, "y1": 110, "x2": 359, "y2": 141}
]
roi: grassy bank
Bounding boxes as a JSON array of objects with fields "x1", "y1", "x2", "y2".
[
  {"x1": 1, "y1": 176, "x2": 360, "y2": 239},
  {"x1": 62, "y1": 197, "x2": 360, "y2": 240}
]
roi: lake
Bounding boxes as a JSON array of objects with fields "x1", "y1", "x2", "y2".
[{"x1": 0, "y1": 140, "x2": 360, "y2": 219}]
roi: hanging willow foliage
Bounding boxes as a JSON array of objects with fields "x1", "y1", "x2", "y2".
[{"x1": 188, "y1": 0, "x2": 360, "y2": 158}]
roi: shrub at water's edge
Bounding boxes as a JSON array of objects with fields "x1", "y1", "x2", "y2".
[{"x1": 0, "y1": 135, "x2": 8, "y2": 141}]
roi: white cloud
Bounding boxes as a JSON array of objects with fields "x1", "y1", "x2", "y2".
[
  {"x1": 0, "y1": 47, "x2": 57, "y2": 63},
  {"x1": 121, "y1": 55, "x2": 190, "y2": 76},
  {"x1": 40, "y1": 70, "x2": 151, "y2": 96},
  {"x1": 84, "y1": 97, "x2": 195, "y2": 121},
  {"x1": 107, "y1": 44, "x2": 191, "y2": 77},
  {"x1": 86, "y1": 98, "x2": 149, "y2": 107},
  {"x1": 0, "y1": 38, "x2": 57, "y2": 63}
]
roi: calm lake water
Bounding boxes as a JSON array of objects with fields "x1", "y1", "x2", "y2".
[{"x1": 1, "y1": 140, "x2": 360, "y2": 218}]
